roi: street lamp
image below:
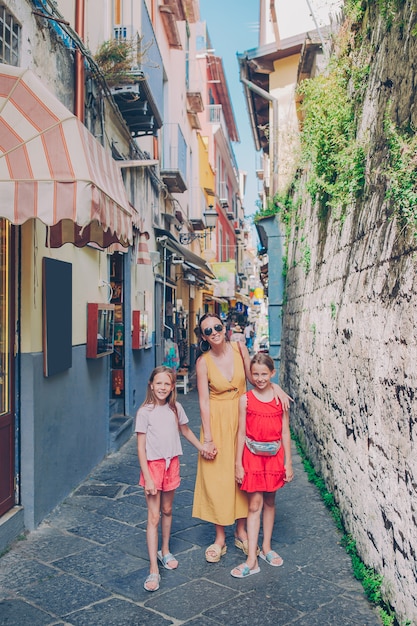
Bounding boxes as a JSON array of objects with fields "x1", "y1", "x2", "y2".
[{"x1": 179, "y1": 205, "x2": 218, "y2": 245}]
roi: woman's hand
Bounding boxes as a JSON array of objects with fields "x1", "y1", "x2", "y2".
[
  {"x1": 201, "y1": 440, "x2": 217, "y2": 460},
  {"x1": 235, "y1": 464, "x2": 245, "y2": 484},
  {"x1": 272, "y1": 383, "x2": 293, "y2": 411}
]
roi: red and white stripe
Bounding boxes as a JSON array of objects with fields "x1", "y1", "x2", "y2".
[{"x1": 0, "y1": 63, "x2": 133, "y2": 246}]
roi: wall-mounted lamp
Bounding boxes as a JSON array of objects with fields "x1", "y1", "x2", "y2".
[{"x1": 179, "y1": 205, "x2": 218, "y2": 245}]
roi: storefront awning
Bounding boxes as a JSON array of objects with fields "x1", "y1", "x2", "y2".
[
  {"x1": 0, "y1": 64, "x2": 133, "y2": 246},
  {"x1": 154, "y1": 227, "x2": 215, "y2": 279}
]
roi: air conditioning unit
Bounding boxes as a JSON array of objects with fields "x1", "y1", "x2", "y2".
[{"x1": 184, "y1": 272, "x2": 196, "y2": 283}]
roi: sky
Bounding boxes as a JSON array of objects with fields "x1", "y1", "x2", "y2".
[
  {"x1": 198, "y1": 0, "x2": 342, "y2": 219},
  {"x1": 199, "y1": 0, "x2": 260, "y2": 218}
]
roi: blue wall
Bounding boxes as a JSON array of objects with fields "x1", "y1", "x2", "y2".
[
  {"x1": 20, "y1": 347, "x2": 109, "y2": 529},
  {"x1": 258, "y1": 215, "x2": 285, "y2": 383}
]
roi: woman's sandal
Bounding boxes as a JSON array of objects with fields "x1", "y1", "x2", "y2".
[
  {"x1": 157, "y1": 550, "x2": 178, "y2": 570},
  {"x1": 205, "y1": 543, "x2": 227, "y2": 563},
  {"x1": 144, "y1": 573, "x2": 161, "y2": 592},
  {"x1": 234, "y1": 536, "x2": 260, "y2": 556},
  {"x1": 259, "y1": 550, "x2": 284, "y2": 567},
  {"x1": 230, "y1": 562, "x2": 260, "y2": 578}
]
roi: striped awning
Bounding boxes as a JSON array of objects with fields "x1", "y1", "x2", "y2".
[{"x1": 0, "y1": 63, "x2": 133, "y2": 247}]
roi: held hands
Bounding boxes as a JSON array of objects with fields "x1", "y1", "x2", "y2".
[{"x1": 200, "y1": 440, "x2": 217, "y2": 460}]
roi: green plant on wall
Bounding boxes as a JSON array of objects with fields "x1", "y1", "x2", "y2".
[
  {"x1": 297, "y1": 58, "x2": 366, "y2": 217},
  {"x1": 254, "y1": 188, "x2": 299, "y2": 236},
  {"x1": 344, "y1": 0, "x2": 367, "y2": 22},
  {"x1": 384, "y1": 104, "x2": 417, "y2": 238},
  {"x1": 292, "y1": 433, "x2": 409, "y2": 626},
  {"x1": 254, "y1": 189, "x2": 300, "y2": 287},
  {"x1": 301, "y1": 241, "x2": 311, "y2": 274}
]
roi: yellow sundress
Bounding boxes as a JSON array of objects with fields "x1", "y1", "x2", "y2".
[{"x1": 192, "y1": 342, "x2": 248, "y2": 525}]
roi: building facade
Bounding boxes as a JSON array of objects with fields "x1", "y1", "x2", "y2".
[{"x1": 0, "y1": 0, "x2": 252, "y2": 550}]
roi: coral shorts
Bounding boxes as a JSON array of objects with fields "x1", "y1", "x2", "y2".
[{"x1": 139, "y1": 456, "x2": 180, "y2": 492}]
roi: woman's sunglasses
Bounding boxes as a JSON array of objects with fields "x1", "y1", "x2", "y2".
[{"x1": 202, "y1": 323, "x2": 223, "y2": 337}]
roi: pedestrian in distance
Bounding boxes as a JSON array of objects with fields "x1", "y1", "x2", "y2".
[
  {"x1": 136, "y1": 365, "x2": 216, "y2": 592},
  {"x1": 192, "y1": 313, "x2": 292, "y2": 564},
  {"x1": 244, "y1": 322, "x2": 254, "y2": 350},
  {"x1": 230, "y1": 323, "x2": 246, "y2": 344},
  {"x1": 231, "y1": 352, "x2": 294, "y2": 578}
]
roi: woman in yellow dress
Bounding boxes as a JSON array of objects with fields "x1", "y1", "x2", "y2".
[{"x1": 192, "y1": 313, "x2": 291, "y2": 562}]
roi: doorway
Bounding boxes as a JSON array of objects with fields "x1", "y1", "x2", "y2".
[
  {"x1": 110, "y1": 253, "x2": 125, "y2": 416},
  {"x1": 0, "y1": 220, "x2": 15, "y2": 516}
]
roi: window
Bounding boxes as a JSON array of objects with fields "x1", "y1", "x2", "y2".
[
  {"x1": 114, "y1": 26, "x2": 127, "y2": 40},
  {"x1": 0, "y1": 5, "x2": 21, "y2": 66}
]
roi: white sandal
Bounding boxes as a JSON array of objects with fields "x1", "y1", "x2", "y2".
[{"x1": 144, "y1": 573, "x2": 160, "y2": 592}]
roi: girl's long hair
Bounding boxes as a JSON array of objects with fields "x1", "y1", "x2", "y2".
[{"x1": 142, "y1": 366, "x2": 179, "y2": 424}]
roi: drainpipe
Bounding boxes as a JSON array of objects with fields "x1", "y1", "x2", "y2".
[
  {"x1": 305, "y1": 0, "x2": 329, "y2": 61},
  {"x1": 239, "y1": 69, "x2": 279, "y2": 196},
  {"x1": 75, "y1": 0, "x2": 85, "y2": 122},
  {"x1": 157, "y1": 238, "x2": 174, "y2": 339},
  {"x1": 270, "y1": 0, "x2": 280, "y2": 45}
]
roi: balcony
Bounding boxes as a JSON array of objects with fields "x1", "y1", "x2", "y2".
[
  {"x1": 161, "y1": 123, "x2": 188, "y2": 193},
  {"x1": 218, "y1": 181, "x2": 235, "y2": 220},
  {"x1": 186, "y1": 59, "x2": 204, "y2": 112},
  {"x1": 109, "y1": 5, "x2": 163, "y2": 136},
  {"x1": 185, "y1": 57, "x2": 204, "y2": 129},
  {"x1": 207, "y1": 104, "x2": 229, "y2": 140},
  {"x1": 111, "y1": 79, "x2": 162, "y2": 136},
  {"x1": 188, "y1": 187, "x2": 209, "y2": 230}
]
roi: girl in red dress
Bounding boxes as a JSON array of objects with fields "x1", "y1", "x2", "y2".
[{"x1": 231, "y1": 353, "x2": 294, "y2": 578}]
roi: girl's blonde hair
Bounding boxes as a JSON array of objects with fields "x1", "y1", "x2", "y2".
[
  {"x1": 142, "y1": 366, "x2": 179, "y2": 423},
  {"x1": 250, "y1": 352, "x2": 275, "y2": 372}
]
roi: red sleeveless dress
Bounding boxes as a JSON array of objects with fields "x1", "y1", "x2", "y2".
[{"x1": 240, "y1": 390, "x2": 286, "y2": 493}]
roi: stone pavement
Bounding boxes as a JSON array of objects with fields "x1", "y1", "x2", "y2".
[{"x1": 0, "y1": 388, "x2": 382, "y2": 626}]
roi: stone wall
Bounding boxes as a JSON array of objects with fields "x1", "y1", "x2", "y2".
[{"x1": 280, "y1": 3, "x2": 417, "y2": 622}]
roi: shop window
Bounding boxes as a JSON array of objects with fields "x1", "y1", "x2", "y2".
[
  {"x1": 0, "y1": 5, "x2": 21, "y2": 66},
  {"x1": 110, "y1": 254, "x2": 124, "y2": 398}
]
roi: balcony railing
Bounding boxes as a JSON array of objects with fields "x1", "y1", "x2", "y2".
[
  {"x1": 161, "y1": 123, "x2": 187, "y2": 193},
  {"x1": 207, "y1": 104, "x2": 229, "y2": 138},
  {"x1": 110, "y1": 3, "x2": 163, "y2": 136}
]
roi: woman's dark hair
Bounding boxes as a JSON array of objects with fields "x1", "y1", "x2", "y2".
[
  {"x1": 198, "y1": 312, "x2": 223, "y2": 332},
  {"x1": 195, "y1": 313, "x2": 228, "y2": 360}
]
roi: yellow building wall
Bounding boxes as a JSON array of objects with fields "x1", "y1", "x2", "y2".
[
  {"x1": 20, "y1": 220, "x2": 111, "y2": 354},
  {"x1": 270, "y1": 53, "x2": 302, "y2": 192}
]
